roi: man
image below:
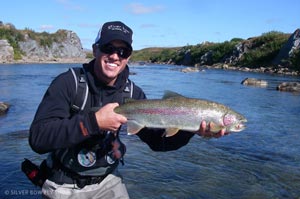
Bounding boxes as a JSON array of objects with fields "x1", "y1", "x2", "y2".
[{"x1": 29, "y1": 21, "x2": 226, "y2": 199}]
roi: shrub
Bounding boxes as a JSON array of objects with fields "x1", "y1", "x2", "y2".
[
  {"x1": 0, "y1": 26, "x2": 25, "y2": 59},
  {"x1": 290, "y1": 49, "x2": 300, "y2": 70},
  {"x1": 239, "y1": 31, "x2": 289, "y2": 67}
]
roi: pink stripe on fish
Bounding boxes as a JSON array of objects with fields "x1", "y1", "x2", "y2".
[{"x1": 135, "y1": 108, "x2": 189, "y2": 115}]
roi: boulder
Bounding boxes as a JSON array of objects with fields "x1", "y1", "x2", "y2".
[
  {"x1": 241, "y1": 78, "x2": 268, "y2": 87},
  {"x1": 0, "y1": 102, "x2": 10, "y2": 115},
  {"x1": 225, "y1": 39, "x2": 253, "y2": 64},
  {"x1": 276, "y1": 82, "x2": 300, "y2": 92},
  {"x1": 181, "y1": 67, "x2": 200, "y2": 73},
  {"x1": 181, "y1": 49, "x2": 191, "y2": 65}
]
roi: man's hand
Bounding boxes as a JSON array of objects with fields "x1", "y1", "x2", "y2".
[
  {"x1": 95, "y1": 103, "x2": 127, "y2": 132},
  {"x1": 197, "y1": 121, "x2": 228, "y2": 138}
]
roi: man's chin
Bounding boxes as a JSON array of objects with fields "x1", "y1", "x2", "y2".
[{"x1": 102, "y1": 72, "x2": 118, "y2": 82}]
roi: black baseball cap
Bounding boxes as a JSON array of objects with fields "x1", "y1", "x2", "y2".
[{"x1": 95, "y1": 21, "x2": 133, "y2": 49}]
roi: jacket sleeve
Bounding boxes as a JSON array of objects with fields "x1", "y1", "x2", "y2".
[
  {"x1": 137, "y1": 128, "x2": 195, "y2": 151},
  {"x1": 131, "y1": 85, "x2": 195, "y2": 151},
  {"x1": 29, "y1": 70, "x2": 100, "y2": 154}
]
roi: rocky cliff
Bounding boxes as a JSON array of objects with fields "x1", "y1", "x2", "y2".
[
  {"x1": 0, "y1": 22, "x2": 87, "y2": 63},
  {"x1": 0, "y1": 39, "x2": 14, "y2": 62},
  {"x1": 272, "y1": 29, "x2": 300, "y2": 65},
  {"x1": 211, "y1": 29, "x2": 300, "y2": 67},
  {"x1": 170, "y1": 29, "x2": 300, "y2": 73}
]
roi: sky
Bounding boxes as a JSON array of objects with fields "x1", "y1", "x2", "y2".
[{"x1": 1, "y1": 0, "x2": 299, "y2": 50}]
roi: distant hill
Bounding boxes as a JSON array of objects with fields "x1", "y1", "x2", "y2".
[
  {"x1": 0, "y1": 21, "x2": 87, "y2": 63},
  {"x1": 1, "y1": 21, "x2": 299, "y2": 73},
  {"x1": 131, "y1": 30, "x2": 300, "y2": 73}
]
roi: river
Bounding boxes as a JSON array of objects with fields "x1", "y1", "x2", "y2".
[{"x1": 0, "y1": 63, "x2": 299, "y2": 199}]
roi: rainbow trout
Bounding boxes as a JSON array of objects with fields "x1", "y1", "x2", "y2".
[{"x1": 115, "y1": 91, "x2": 247, "y2": 136}]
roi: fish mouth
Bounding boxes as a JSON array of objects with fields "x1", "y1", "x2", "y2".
[{"x1": 231, "y1": 119, "x2": 247, "y2": 132}]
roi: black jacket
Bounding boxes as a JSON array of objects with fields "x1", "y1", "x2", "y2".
[{"x1": 29, "y1": 60, "x2": 194, "y2": 154}]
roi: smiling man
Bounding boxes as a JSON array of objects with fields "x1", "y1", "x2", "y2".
[
  {"x1": 29, "y1": 21, "x2": 226, "y2": 199},
  {"x1": 93, "y1": 22, "x2": 133, "y2": 86}
]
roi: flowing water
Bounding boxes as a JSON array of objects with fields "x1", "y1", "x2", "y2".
[{"x1": 0, "y1": 63, "x2": 299, "y2": 199}]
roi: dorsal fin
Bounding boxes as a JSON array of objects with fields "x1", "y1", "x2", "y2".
[
  {"x1": 162, "y1": 90, "x2": 185, "y2": 99},
  {"x1": 124, "y1": 98, "x2": 136, "y2": 103}
]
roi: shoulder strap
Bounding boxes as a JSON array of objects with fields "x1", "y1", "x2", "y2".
[
  {"x1": 70, "y1": 67, "x2": 89, "y2": 113},
  {"x1": 70, "y1": 68, "x2": 132, "y2": 112},
  {"x1": 122, "y1": 79, "x2": 133, "y2": 103}
]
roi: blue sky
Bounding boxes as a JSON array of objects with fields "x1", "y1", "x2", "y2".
[{"x1": 1, "y1": 0, "x2": 299, "y2": 50}]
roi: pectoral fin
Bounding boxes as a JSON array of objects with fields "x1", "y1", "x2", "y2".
[
  {"x1": 209, "y1": 122, "x2": 225, "y2": 133},
  {"x1": 127, "y1": 120, "x2": 144, "y2": 135},
  {"x1": 163, "y1": 128, "x2": 180, "y2": 137}
]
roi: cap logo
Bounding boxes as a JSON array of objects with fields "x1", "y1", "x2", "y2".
[
  {"x1": 95, "y1": 21, "x2": 133, "y2": 46},
  {"x1": 107, "y1": 25, "x2": 131, "y2": 35}
]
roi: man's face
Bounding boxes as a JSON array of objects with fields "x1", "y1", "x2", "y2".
[{"x1": 93, "y1": 40, "x2": 131, "y2": 85}]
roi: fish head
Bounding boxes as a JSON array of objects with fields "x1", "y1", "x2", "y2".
[{"x1": 223, "y1": 111, "x2": 247, "y2": 132}]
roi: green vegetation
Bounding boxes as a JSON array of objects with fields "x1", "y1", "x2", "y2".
[
  {"x1": 0, "y1": 23, "x2": 68, "y2": 60},
  {"x1": 131, "y1": 31, "x2": 296, "y2": 70},
  {"x1": 239, "y1": 31, "x2": 289, "y2": 67},
  {"x1": 188, "y1": 38, "x2": 243, "y2": 65},
  {"x1": 85, "y1": 51, "x2": 94, "y2": 59},
  {"x1": 290, "y1": 49, "x2": 300, "y2": 71},
  {"x1": 0, "y1": 24, "x2": 24, "y2": 59},
  {"x1": 132, "y1": 39, "x2": 242, "y2": 65},
  {"x1": 131, "y1": 47, "x2": 180, "y2": 62},
  {"x1": 23, "y1": 28, "x2": 68, "y2": 47}
]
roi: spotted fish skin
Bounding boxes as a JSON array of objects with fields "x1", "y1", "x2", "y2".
[{"x1": 115, "y1": 91, "x2": 247, "y2": 136}]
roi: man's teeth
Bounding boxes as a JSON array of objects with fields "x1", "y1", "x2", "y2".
[{"x1": 107, "y1": 63, "x2": 117, "y2": 67}]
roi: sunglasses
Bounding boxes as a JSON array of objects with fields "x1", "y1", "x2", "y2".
[{"x1": 99, "y1": 44, "x2": 132, "y2": 59}]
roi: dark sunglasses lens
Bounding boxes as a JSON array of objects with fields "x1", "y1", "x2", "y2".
[
  {"x1": 100, "y1": 45, "x2": 114, "y2": 54},
  {"x1": 100, "y1": 45, "x2": 131, "y2": 58},
  {"x1": 119, "y1": 48, "x2": 131, "y2": 58}
]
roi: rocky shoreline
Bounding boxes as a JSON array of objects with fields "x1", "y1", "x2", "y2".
[
  {"x1": 2, "y1": 58, "x2": 299, "y2": 77},
  {"x1": 1, "y1": 57, "x2": 91, "y2": 64},
  {"x1": 207, "y1": 63, "x2": 300, "y2": 76}
]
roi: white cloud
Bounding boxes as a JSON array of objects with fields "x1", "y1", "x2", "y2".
[
  {"x1": 140, "y1": 23, "x2": 158, "y2": 28},
  {"x1": 125, "y1": 3, "x2": 164, "y2": 14},
  {"x1": 76, "y1": 23, "x2": 98, "y2": 28},
  {"x1": 265, "y1": 18, "x2": 281, "y2": 24},
  {"x1": 55, "y1": 0, "x2": 85, "y2": 11},
  {"x1": 39, "y1": 25, "x2": 55, "y2": 31}
]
